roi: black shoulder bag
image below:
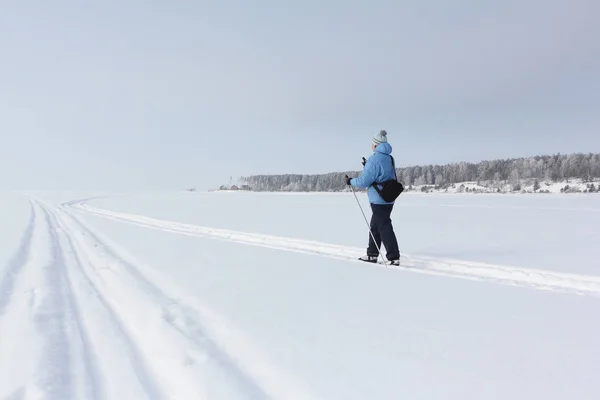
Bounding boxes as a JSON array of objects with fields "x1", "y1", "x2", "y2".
[{"x1": 371, "y1": 155, "x2": 404, "y2": 202}]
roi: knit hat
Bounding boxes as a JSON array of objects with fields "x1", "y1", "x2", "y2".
[{"x1": 373, "y1": 129, "x2": 388, "y2": 146}]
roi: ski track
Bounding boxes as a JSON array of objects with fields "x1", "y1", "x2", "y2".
[
  {"x1": 4, "y1": 199, "x2": 269, "y2": 399},
  {"x1": 33, "y1": 198, "x2": 315, "y2": 400},
  {"x1": 68, "y1": 199, "x2": 600, "y2": 298},
  {"x1": 0, "y1": 200, "x2": 35, "y2": 315},
  {"x1": 35, "y1": 206, "x2": 75, "y2": 400},
  {"x1": 0, "y1": 200, "x2": 100, "y2": 399},
  {"x1": 49, "y1": 204, "x2": 267, "y2": 400},
  {"x1": 3, "y1": 196, "x2": 595, "y2": 398},
  {"x1": 65, "y1": 221, "x2": 269, "y2": 400},
  {"x1": 44, "y1": 202, "x2": 170, "y2": 400},
  {"x1": 0, "y1": 200, "x2": 38, "y2": 398}
]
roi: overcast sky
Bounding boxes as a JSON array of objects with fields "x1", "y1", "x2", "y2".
[{"x1": 1, "y1": 0, "x2": 599, "y2": 190}]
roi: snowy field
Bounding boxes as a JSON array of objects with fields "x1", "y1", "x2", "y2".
[{"x1": 0, "y1": 190, "x2": 599, "y2": 399}]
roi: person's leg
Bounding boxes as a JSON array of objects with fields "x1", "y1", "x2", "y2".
[
  {"x1": 373, "y1": 204, "x2": 400, "y2": 261},
  {"x1": 366, "y1": 204, "x2": 382, "y2": 256}
]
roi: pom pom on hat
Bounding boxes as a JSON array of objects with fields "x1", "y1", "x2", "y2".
[{"x1": 373, "y1": 129, "x2": 388, "y2": 145}]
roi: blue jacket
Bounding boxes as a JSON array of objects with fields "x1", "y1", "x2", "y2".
[{"x1": 350, "y1": 142, "x2": 397, "y2": 204}]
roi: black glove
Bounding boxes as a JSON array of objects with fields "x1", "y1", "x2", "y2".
[
  {"x1": 362, "y1": 157, "x2": 367, "y2": 167},
  {"x1": 344, "y1": 175, "x2": 352, "y2": 185}
]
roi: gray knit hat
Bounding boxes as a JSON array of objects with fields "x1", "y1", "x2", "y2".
[{"x1": 373, "y1": 129, "x2": 388, "y2": 146}]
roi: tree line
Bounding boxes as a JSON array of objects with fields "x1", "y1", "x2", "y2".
[{"x1": 239, "y1": 152, "x2": 600, "y2": 192}]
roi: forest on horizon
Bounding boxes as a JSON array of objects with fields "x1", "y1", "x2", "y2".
[{"x1": 237, "y1": 152, "x2": 600, "y2": 192}]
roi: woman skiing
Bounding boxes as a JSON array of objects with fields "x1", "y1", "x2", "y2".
[{"x1": 345, "y1": 130, "x2": 401, "y2": 265}]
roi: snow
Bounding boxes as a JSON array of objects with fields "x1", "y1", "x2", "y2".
[
  {"x1": 85, "y1": 190, "x2": 600, "y2": 274},
  {"x1": 1, "y1": 190, "x2": 599, "y2": 399},
  {"x1": 0, "y1": 194, "x2": 32, "y2": 277}
]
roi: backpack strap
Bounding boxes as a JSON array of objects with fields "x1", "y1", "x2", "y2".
[{"x1": 389, "y1": 155, "x2": 397, "y2": 180}]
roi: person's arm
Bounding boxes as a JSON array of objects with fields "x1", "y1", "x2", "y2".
[{"x1": 351, "y1": 158, "x2": 378, "y2": 188}]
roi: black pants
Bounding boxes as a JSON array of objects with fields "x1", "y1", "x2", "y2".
[{"x1": 367, "y1": 203, "x2": 400, "y2": 260}]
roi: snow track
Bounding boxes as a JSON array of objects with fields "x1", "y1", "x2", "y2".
[
  {"x1": 0, "y1": 199, "x2": 314, "y2": 400},
  {"x1": 0, "y1": 200, "x2": 36, "y2": 316},
  {"x1": 0, "y1": 200, "x2": 96, "y2": 399},
  {"x1": 69, "y1": 199, "x2": 600, "y2": 298}
]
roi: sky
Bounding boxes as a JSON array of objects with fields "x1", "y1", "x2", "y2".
[{"x1": 1, "y1": 0, "x2": 599, "y2": 190}]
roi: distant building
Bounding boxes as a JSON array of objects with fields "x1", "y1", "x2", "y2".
[
  {"x1": 231, "y1": 185, "x2": 239, "y2": 190},
  {"x1": 241, "y1": 184, "x2": 251, "y2": 191}
]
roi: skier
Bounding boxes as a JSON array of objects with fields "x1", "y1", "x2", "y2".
[{"x1": 345, "y1": 130, "x2": 401, "y2": 265}]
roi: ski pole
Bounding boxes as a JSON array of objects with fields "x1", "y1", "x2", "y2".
[{"x1": 350, "y1": 185, "x2": 387, "y2": 266}]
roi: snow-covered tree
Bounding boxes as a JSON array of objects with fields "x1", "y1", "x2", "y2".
[{"x1": 238, "y1": 152, "x2": 600, "y2": 192}]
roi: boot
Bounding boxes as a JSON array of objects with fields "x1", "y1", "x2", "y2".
[{"x1": 358, "y1": 255, "x2": 378, "y2": 263}]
